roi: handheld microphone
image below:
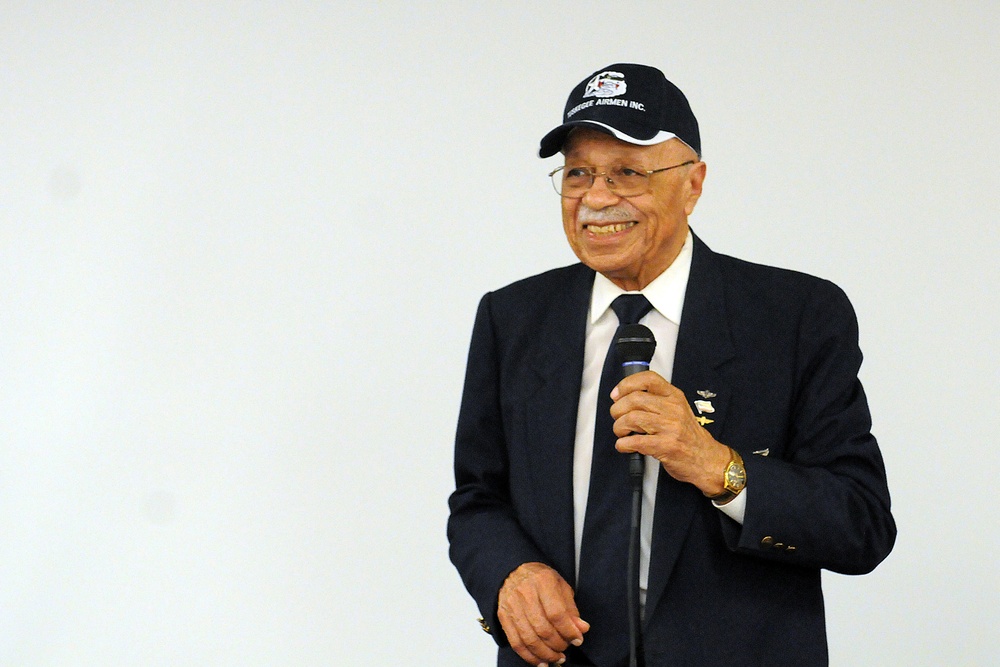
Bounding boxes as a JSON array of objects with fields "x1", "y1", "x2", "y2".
[
  {"x1": 614, "y1": 323, "x2": 656, "y2": 667},
  {"x1": 614, "y1": 324, "x2": 657, "y2": 482}
]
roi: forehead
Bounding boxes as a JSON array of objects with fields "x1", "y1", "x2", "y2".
[{"x1": 562, "y1": 128, "x2": 675, "y2": 164}]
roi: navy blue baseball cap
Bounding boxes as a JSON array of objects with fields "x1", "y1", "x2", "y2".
[{"x1": 539, "y1": 63, "x2": 701, "y2": 158}]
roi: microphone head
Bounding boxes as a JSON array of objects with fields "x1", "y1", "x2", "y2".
[{"x1": 615, "y1": 323, "x2": 657, "y2": 365}]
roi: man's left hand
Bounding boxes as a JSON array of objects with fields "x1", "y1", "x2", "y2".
[{"x1": 610, "y1": 371, "x2": 730, "y2": 496}]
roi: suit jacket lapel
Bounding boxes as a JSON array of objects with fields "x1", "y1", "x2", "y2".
[
  {"x1": 523, "y1": 265, "x2": 594, "y2": 581},
  {"x1": 644, "y1": 234, "x2": 737, "y2": 621}
]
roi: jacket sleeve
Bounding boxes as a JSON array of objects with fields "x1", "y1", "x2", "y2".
[
  {"x1": 447, "y1": 292, "x2": 547, "y2": 646},
  {"x1": 720, "y1": 281, "x2": 896, "y2": 574}
]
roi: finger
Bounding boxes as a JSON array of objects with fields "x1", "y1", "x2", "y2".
[
  {"x1": 610, "y1": 385, "x2": 690, "y2": 425},
  {"x1": 500, "y1": 595, "x2": 567, "y2": 666},
  {"x1": 558, "y1": 582, "x2": 590, "y2": 640},
  {"x1": 519, "y1": 612, "x2": 569, "y2": 665},
  {"x1": 520, "y1": 580, "x2": 585, "y2": 660},
  {"x1": 611, "y1": 405, "x2": 669, "y2": 437},
  {"x1": 614, "y1": 432, "x2": 641, "y2": 454},
  {"x1": 611, "y1": 370, "x2": 674, "y2": 400},
  {"x1": 537, "y1": 582, "x2": 587, "y2": 648}
]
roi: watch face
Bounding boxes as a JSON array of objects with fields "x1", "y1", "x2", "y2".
[{"x1": 725, "y1": 463, "x2": 746, "y2": 491}]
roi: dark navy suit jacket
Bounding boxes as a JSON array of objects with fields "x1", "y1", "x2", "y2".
[{"x1": 447, "y1": 235, "x2": 895, "y2": 666}]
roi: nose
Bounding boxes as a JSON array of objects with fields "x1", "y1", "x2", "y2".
[{"x1": 581, "y1": 173, "x2": 622, "y2": 209}]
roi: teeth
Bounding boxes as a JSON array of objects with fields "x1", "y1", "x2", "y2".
[{"x1": 587, "y1": 222, "x2": 635, "y2": 235}]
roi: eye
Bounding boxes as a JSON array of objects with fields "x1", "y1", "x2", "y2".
[
  {"x1": 565, "y1": 166, "x2": 592, "y2": 179},
  {"x1": 618, "y1": 167, "x2": 645, "y2": 178}
]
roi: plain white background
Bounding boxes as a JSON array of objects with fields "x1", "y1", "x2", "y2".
[{"x1": 1, "y1": 2, "x2": 997, "y2": 665}]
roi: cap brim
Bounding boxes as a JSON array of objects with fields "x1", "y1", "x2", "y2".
[{"x1": 538, "y1": 120, "x2": 678, "y2": 158}]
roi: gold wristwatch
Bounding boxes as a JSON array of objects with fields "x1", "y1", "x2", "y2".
[{"x1": 709, "y1": 447, "x2": 746, "y2": 504}]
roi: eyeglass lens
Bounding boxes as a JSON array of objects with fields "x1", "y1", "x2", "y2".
[{"x1": 555, "y1": 166, "x2": 650, "y2": 198}]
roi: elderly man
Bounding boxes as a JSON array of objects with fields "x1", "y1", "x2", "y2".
[{"x1": 447, "y1": 63, "x2": 895, "y2": 667}]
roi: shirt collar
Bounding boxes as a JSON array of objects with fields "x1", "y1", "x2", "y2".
[{"x1": 589, "y1": 229, "x2": 693, "y2": 325}]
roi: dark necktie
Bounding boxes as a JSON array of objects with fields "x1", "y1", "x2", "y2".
[{"x1": 576, "y1": 294, "x2": 653, "y2": 667}]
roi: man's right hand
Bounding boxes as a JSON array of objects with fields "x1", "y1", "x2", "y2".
[{"x1": 496, "y1": 562, "x2": 590, "y2": 666}]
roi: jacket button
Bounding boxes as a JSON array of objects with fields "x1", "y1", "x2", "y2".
[
  {"x1": 786, "y1": 545, "x2": 796, "y2": 553},
  {"x1": 761, "y1": 536, "x2": 774, "y2": 547}
]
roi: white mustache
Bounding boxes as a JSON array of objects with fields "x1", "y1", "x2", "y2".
[{"x1": 577, "y1": 204, "x2": 636, "y2": 224}]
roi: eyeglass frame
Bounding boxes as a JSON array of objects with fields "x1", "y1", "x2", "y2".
[{"x1": 548, "y1": 160, "x2": 697, "y2": 198}]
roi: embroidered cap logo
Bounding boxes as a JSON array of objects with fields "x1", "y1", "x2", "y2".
[{"x1": 583, "y1": 70, "x2": 627, "y2": 98}]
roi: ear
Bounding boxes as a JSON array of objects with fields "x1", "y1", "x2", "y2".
[{"x1": 684, "y1": 161, "x2": 707, "y2": 216}]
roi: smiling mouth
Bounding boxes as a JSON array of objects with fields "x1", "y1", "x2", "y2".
[{"x1": 585, "y1": 221, "x2": 636, "y2": 235}]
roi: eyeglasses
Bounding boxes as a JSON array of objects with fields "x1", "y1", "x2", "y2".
[{"x1": 548, "y1": 161, "x2": 696, "y2": 198}]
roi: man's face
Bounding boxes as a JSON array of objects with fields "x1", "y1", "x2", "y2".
[{"x1": 560, "y1": 129, "x2": 705, "y2": 291}]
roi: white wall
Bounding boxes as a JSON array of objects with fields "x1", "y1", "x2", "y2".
[{"x1": 1, "y1": 2, "x2": 996, "y2": 664}]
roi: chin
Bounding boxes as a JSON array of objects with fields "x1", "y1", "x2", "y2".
[
  {"x1": 580, "y1": 250, "x2": 632, "y2": 274},
  {"x1": 587, "y1": 260, "x2": 636, "y2": 282}
]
